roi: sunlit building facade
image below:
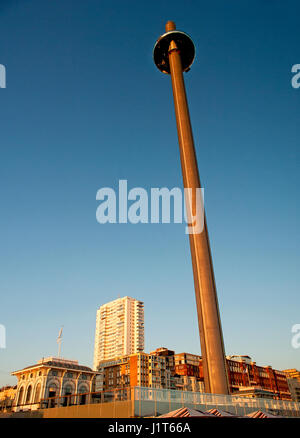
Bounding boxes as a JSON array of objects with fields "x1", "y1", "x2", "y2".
[
  {"x1": 93, "y1": 296, "x2": 144, "y2": 370},
  {"x1": 96, "y1": 352, "x2": 170, "y2": 391},
  {"x1": 283, "y1": 369, "x2": 300, "y2": 381},
  {"x1": 223, "y1": 355, "x2": 291, "y2": 400},
  {"x1": 11, "y1": 357, "x2": 98, "y2": 411},
  {"x1": 0, "y1": 386, "x2": 17, "y2": 412}
]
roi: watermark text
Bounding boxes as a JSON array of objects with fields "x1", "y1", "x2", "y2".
[
  {"x1": 291, "y1": 64, "x2": 300, "y2": 89},
  {"x1": 0, "y1": 64, "x2": 6, "y2": 88},
  {"x1": 0, "y1": 324, "x2": 6, "y2": 349},
  {"x1": 96, "y1": 180, "x2": 205, "y2": 234},
  {"x1": 291, "y1": 324, "x2": 300, "y2": 349}
]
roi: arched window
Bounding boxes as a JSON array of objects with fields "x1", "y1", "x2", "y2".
[
  {"x1": 78, "y1": 385, "x2": 88, "y2": 405},
  {"x1": 78, "y1": 385, "x2": 88, "y2": 393},
  {"x1": 64, "y1": 384, "x2": 72, "y2": 395},
  {"x1": 17, "y1": 387, "x2": 24, "y2": 406},
  {"x1": 25, "y1": 385, "x2": 32, "y2": 404},
  {"x1": 34, "y1": 383, "x2": 41, "y2": 403},
  {"x1": 62, "y1": 384, "x2": 74, "y2": 407},
  {"x1": 47, "y1": 383, "x2": 58, "y2": 408}
]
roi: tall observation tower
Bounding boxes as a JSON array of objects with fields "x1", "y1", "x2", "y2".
[{"x1": 153, "y1": 21, "x2": 229, "y2": 395}]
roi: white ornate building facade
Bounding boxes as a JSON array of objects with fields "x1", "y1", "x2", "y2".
[{"x1": 11, "y1": 357, "x2": 99, "y2": 411}]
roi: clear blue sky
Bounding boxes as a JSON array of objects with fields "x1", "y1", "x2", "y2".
[{"x1": 0, "y1": 0, "x2": 299, "y2": 387}]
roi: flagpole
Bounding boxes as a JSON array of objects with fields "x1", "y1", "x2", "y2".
[
  {"x1": 57, "y1": 326, "x2": 63, "y2": 358},
  {"x1": 58, "y1": 338, "x2": 62, "y2": 358}
]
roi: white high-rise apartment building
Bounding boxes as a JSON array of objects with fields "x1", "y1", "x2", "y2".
[{"x1": 93, "y1": 296, "x2": 144, "y2": 370}]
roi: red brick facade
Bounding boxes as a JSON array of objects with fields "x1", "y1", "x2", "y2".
[{"x1": 199, "y1": 357, "x2": 291, "y2": 400}]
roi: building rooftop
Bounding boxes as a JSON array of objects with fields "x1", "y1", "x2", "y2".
[
  {"x1": 99, "y1": 296, "x2": 144, "y2": 308},
  {"x1": 37, "y1": 357, "x2": 79, "y2": 365},
  {"x1": 12, "y1": 357, "x2": 95, "y2": 375},
  {"x1": 227, "y1": 355, "x2": 252, "y2": 364},
  {"x1": 0, "y1": 385, "x2": 17, "y2": 391}
]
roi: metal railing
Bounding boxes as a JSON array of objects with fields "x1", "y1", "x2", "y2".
[
  {"x1": 40, "y1": 387, "x2": 131, "y2": 410},
  {"x1": 30, "y1": 386, "x2": 300, "y2": 417},
  {"x1": 133, "y1": 387, "x2": 300, "y2": 417}
]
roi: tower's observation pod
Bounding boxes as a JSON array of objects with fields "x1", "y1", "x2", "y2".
[{"x1": 153, "y1": 29, "x2": 195, "y2": 74}]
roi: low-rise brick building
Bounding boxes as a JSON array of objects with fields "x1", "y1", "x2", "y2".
[
  {"x1": 96, "y1": 352, "x2": 171, "y2": 391},
  {"x1": 223, "y1": 355, "x2": 291, "y2": 400},
  {"x1": 96, "y1": 348, "x2": 291, "y2": 400}
]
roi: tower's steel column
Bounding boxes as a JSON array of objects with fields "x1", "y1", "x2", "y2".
[{"x1": 153, "y1": 21, "x2": 229, "y2": 394}]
